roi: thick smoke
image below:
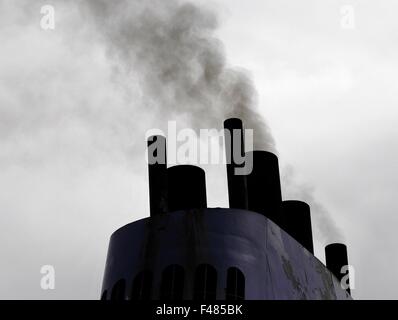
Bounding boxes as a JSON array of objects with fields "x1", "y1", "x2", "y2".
[
  {"x1": 0, "y1": 0, "x2": 346, "y2": 299},
  {"x1": 84, "y1": 0, "x2": 275, "y2": 151},
  {"x1": 83, "y1": 0, "x2": 342, "y2": 242}
]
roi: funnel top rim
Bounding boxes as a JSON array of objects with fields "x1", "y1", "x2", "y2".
[
  {"x1": 168, "y1": 164, "x2": 204, "y2": 172},
  {"x1": 325, "y1": 243, "x2": 347, "y2": 250}
]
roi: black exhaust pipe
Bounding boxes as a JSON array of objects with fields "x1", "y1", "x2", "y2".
[
  {"x1": 167, "y1": 165, "x2": 207, "y2": 212},
  {"x1": 325, "y1": 243, "x2": 351, "y2": 294},
  {"x1": 147, "y1": 135, "x2": 168, "y2": 217},
  {"x1": 223, "y1": 118, "x2": 248, "y2": 210},
  {"x1": 281, "y1": 200, "x2": 314, "y2": 254},
  {"x1": 246, "y1": 150, "x2": 282, "y2": 225}
]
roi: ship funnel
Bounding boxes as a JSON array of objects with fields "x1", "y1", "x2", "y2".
[
  {"x1": 223, "y1": 118, "x2": 248, "y2": 210},
  {"x1": 167, "y1": 165, "x2": 207, "y2": 212},
  {"x1": 325, "y1": 243, "x2": 351, "y2": 294},
  {"x1": 246, "y1": 150, "x2": 282, "y2": 225},
  {"x1": 281, "y1": 200, "x2": 314, "y2": 253},
  {"x1": 147, "y1": 135, "x2": 168, "y2": 216}
]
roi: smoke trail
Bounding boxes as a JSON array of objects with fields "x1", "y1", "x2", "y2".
[
  {"x1": 0, "y1": 0, "x2": 344, "y2": 299},
  {"x1": 82, "y1": 0, "x2": 343, "y2": 242},
  {"x1": 282, "y1": 166, "x2": 344, "y2": 243},
  {"x1": 0, "y1": 0, "x2": 342, "y2": 243},
  {"x1": 84, "y1": 0, "x2": 275, "y2": 151}
]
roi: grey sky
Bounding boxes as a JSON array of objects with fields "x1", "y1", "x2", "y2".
[{"x1": 0, "y1": 0, "x2": 397, "y2": 299}]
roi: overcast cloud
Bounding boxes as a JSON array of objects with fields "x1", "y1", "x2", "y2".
[{"x1": 0, "y1": 0, "x2": 397, "y2": 299}]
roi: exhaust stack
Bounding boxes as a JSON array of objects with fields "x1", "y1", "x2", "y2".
[
  {"x1": 167, "y1": 165, "x2": 207, "y2": 212},
  {"x1": 246, "y1": 151, "x2": 282, "y2": 225},
  {"x1": 147, "y1": 135, "x2": 168, "y2": 217},
  {"x1": 223, "y1": 118, "x2": 248, "y2": 210},
  {"x1": 325, "y1": 243, "x2": 351, "y2": 294},
  {"x1": 281, "y1": 200, "x2": 314, "y2": 254}
]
